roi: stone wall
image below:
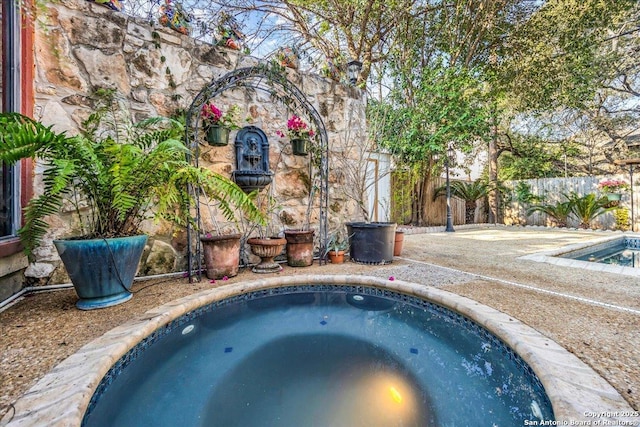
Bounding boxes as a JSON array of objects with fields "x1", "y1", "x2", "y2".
[{"x1": 25, "y1": 0, "x2": 367, "y2": 282}]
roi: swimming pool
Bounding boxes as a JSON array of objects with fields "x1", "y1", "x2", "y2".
[
  {"x1": 521, "y1": 234, "x2": 640, "y2": 277},
  {"x1": 3, "y1": 275, "x2": 634, "y2": 426},
  {"x1": 559, "y1": 236, "x2": 640, "y2": 268},
  {"x1": 83, "y1": 286, "x2": 552, "y2": 426}
]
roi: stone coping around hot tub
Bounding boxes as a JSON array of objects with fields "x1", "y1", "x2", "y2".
[
  {"x1": 520, "y1": 233, "x2": 640, "y2": 277},
  {"x1": 2, "y1": 275, "x2": 636, "y2": 427}
]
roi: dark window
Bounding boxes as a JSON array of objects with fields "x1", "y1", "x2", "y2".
[
  {"x1": 1, "y1": 164, "x2": 17, "y2": 238},
  {"x1": 1, "y1": 0, "x2": 22, "y2": 241}
]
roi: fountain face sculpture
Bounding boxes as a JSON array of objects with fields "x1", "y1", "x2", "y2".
[{"x1": 232, "y1": 126, "x2": 273, "y2": 193}]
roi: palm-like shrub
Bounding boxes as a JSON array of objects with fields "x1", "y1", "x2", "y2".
[
  {"x1": 566, "y1": 192, "x2": 614, "y2": 229},
  {"x1": 0, "y1": 91, "x2": 264, "y2": 258},
  {"x1": 526, "y1": 200, "x2": 572, "y2": 227},
  {"x1": 434, "y1": 180, "x2": 488, "y2": 224}
]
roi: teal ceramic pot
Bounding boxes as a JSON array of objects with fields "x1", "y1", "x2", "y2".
[{"x1": 53, "y1": 235, "x2": 148, "y2": 310}]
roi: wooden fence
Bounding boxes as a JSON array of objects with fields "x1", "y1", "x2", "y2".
[
  {"x1": 390, "y1": 173, "x2": 637, "y2": 230},
  {"x1": 391, "y1": 173, "x2": 468, "y2": 226},
  {"x1": 503, "y1": 175, "x2": 636, "y2": 230}
]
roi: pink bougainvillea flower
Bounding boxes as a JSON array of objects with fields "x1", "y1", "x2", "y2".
[
  {"x1": 210, "y1": 279, "x2": 216, "y2": 284},
  {"x1": 388, "y1": 276, "x2": 395, "y2": 281},
  {"x1": 280, "y1": 115, "x2": 315, "y2": 139},
  {"x1": 201, "y1": 102, "x2": 222, "y2": 124},
  {"x1": 222, "y1": 276, "x2": 229, "y2": 281}
]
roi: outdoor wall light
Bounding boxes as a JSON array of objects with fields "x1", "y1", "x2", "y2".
[{"x1": 347, "y1": 59, "x2": 363, "y2": 85}]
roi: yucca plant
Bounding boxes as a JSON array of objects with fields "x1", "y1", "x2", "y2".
[
  {"x1": 434, "y1": 180, "x2": 488, "y2": 224},
  {"x1": 0, "y1": 90, "x2": 264, "y2": 259}
]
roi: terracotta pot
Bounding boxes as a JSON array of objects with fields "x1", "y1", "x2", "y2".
[
  {"x1": 200, "y1": 234, "x2": 241, "y2": 279},
  {"x1": 247, "y1": 237, "x2": 286, "y2": 273},
  {"x1": 284, "y1": 229, "x2": 314, "y2": 267},
  {"x1": 394, "y1": 230, "x2": 405, "y2": 257},
  {"x1": 327, "y1": 250, "x2": 345, "y2": 264}
]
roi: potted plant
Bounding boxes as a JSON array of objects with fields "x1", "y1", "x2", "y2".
[
  {"x1": 276, "y1": 114, "x2": 315, "y2": 156},
  {"x1": 0, "y1": 90, "x2": 263, "y2": 309},
  {"x1": 325, "y1": 229, "x2": 349, "y2": 264},
  {"x1": 199, "y1": 187, "x2": 262, "y2": 280},
  {"x1": 201, "y1": 102, "x2": 240, "y2": 146},
  {"x1": 246, "y1": 193, "x2": 287, "y2": 273},
  {"x1": 283, "y1": 184, "x2": 317, "y2": 267},
  {"x1": 275, "y1": 46, "x2": 299, "y2": 69},
  {"x1": 216, "y1": 12, "x2": 245, "y2": 51},
  {"x1": 597, "y1": 179, "x2": 630, "y2": 202}
]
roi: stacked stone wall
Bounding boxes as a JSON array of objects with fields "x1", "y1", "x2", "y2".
[{"x1": 27, "y1": 0, "x2": 367, "y2": 280}]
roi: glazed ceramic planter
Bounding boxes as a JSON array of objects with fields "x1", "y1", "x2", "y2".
[{"x1": 53, "y1": 235, "x2": 147, "y2": 310}]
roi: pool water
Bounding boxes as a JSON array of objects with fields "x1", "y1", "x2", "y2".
[
  {"x1": 83, "y1": 287, "x2": 553, "y2": 426},
  {"x1": 562, "y1": 237, "x2": 640, "y2": 268}
]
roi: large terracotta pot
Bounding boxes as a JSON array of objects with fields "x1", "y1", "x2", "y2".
[
  {"x1": 284, "y1": 229, "x2": 315, "y2": 267},
  {"x1": 200, "y1": 234, "x2": 241, "y2": 279},
  {"x1": 247, "y1": 237, "x2": 286, "y2": 273}
]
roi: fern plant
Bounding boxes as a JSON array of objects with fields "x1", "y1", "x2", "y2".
[{"x1": 0, "y1": 91, "x2": 264, "y2": 258}]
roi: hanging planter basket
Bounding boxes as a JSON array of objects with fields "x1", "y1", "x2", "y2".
[
  {"x1": 291, "y1": 138, "x2": 309, "y2": 156},
  {"x1": 205, "y1": 125, "x2": 230, "y2": 146}
]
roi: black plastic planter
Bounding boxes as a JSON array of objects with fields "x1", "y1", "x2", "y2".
[{"x1": 346, "y1": 222, "x2": 397, "y2": 265}]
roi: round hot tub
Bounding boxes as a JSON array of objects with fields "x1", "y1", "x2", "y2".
[
  {"x1": 84, "y1": 286, "x2": 552, "y2": 426},
  {"x1": 3, "y1": 275, "x2": 634, "y2": 426}
]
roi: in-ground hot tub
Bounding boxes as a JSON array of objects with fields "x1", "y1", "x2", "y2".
[
  {"x1": 84, "y1": 286, "x2": 552, "y2": 426},
  {"x1": 3, "y1": 276, "x2": 635, "y2": 426}
]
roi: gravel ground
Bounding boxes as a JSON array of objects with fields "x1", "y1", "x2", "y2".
[{"x1": 1, "y1": 225, "x2": 639, "y2": 419}]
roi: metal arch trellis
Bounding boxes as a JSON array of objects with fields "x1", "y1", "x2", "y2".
[{"x1": 184, "y1": 62, "x2": 330, "y2": 280}]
